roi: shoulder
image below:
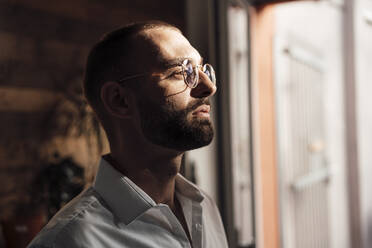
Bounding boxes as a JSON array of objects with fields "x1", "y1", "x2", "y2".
[{"x1": 27, "y1": 187, "x2": 111, "y2": 248}]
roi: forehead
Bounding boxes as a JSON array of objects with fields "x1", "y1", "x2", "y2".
[{"x1": 142, "y1": 28, "x2": 202, "y2": 66}]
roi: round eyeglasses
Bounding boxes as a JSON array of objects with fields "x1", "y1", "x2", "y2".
[
  {"x1": 117, "y1": 59, "x2": 216, "y2": 89},
  {"x1": 180, "y1": 59, "x2": 216, "y2": 88}
]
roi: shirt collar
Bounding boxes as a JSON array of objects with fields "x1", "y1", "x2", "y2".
[
  {"x1": 93, "y1": 158, "x2": 155, "y2": 225},
  {"x1": 93, "y1": 157, "x2": 204, "y2": 225},
  {"x1": 175, "y1": 174, "x2": 204, "y2": 203}
]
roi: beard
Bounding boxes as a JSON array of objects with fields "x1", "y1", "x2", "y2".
[{"x1": 136, "y1": 97, "x2": 214, "y2": 151}]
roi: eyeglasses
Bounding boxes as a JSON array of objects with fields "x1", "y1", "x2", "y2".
[{"x1": 117, "y1": 58, "x2": 216, "y2": 89}]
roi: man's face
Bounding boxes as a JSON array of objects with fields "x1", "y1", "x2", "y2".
[{"x1": 132, "y1": 27, "x2": 217, "y2": 151}]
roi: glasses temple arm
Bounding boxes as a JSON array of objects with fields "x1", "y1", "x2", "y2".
[{"x1": 117, "y1": 72, "x2": 149, "y2": 84}]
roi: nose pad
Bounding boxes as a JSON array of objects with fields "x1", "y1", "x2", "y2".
[{"x1": 190, "y1": 70, "x2": 217, "y2": 98}]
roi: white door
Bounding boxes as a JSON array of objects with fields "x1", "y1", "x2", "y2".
[
  {"x1": 275, "y1": 37, "x2": 330, "y2": 248},
  {"x1": 273, "y1": 1, "x2": 350, "y2": 248}
]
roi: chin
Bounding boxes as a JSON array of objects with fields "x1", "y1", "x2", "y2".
[
  {"x1": 166, "y1": 124, "x2": 214, "y2": 151},
  {"x1": 139, "y1": 102, "x2": 215, "y2": 152},
  {"x1": 144, "y1": 122, "x2": 214, "y2": 152}
]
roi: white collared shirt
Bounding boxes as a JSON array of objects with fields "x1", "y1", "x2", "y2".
[{"x1": 28, "y1": 158, "x2": 229, "y2": 248}]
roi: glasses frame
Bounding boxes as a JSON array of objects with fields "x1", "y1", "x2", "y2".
[{"x1": 117, "y1": 59, "x2": 216, "y2": 89}]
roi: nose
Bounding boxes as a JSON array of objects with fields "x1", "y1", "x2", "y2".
[{"x1": 190, "y1": 69, "x2": 217, "y2": 98}]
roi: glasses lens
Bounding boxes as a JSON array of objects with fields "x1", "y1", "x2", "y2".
[
  {"x1": 183, "y1": 60, "x2": 198, "y2": 88},
  {"x1": 203, "y1": 64, "x2": 216, "y2": 84}
]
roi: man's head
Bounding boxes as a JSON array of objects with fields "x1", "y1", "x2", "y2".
[{"x1": 83, "y1": 21, "x2": 217, "y2": 152}]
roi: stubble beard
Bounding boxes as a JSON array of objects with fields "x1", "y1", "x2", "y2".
[{"x1": 137, "y1": 98, "x2": 214, "y2": 151}]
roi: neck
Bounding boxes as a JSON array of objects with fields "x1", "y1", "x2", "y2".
[{"x1": 107, "y1": 148, "x2": 184, "y2": 211}]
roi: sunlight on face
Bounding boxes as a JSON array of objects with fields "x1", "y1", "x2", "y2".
[{"x1": 134, "y1": 27, "x2": 214, "y2": 151}]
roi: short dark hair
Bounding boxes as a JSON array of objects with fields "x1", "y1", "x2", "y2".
[{"x1": 83, "y1": 21, "x2": 180, "y2": 117}]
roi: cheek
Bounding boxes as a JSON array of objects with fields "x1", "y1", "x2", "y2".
[
  {"x1": 159, "y1": 77, "x2": 190, "y2": 98},
  {"x1": 142, "y1": 78, "x2": 192, "y2": 110},
  {"x1": 166, "y1": 93, "x2": 191, "y2": 112}
]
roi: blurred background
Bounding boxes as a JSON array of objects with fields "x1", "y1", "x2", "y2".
[{"x1": 0, "y1": 0, "x2": 371, "y2": 247}]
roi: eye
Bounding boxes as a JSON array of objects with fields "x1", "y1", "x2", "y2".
[{"x1": 170, "y1": 70, "x2": 183, "y2": 78}]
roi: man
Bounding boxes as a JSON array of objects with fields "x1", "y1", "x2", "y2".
[{"x1": 28, "y1": 21, "x2": 228, "y2": 248}]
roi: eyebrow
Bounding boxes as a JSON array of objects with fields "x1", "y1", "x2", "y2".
[{"x1": 162, "y1": 57, "x2": 204, "y2": 68}]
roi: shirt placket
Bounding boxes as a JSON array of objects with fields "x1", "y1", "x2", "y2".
[
  {"x1": 158, "y1": 204, "x2": 192, "y2": 248},
  {"x1": 191, "y1": 201, "x2": 203, "y2": 248}
]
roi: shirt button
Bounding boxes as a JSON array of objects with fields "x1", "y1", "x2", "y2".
[{"x1": 195, "y1": 223, "x2": 202, "y2": 231}]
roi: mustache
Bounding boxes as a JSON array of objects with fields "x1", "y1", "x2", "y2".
[{"x1": 187, "y1": 99, "x2": 211, "y2": 112}]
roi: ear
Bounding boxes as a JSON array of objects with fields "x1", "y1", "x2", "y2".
[{"x1": 100, "y1": 81, "x2": 133, "y2": 119}]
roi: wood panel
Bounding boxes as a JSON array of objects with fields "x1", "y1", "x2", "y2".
[
  {"x1": 0, "y1": 87, "x2": 60, "y2": 111},
  {"x1": 250, "y1": 5, "x2": 280, "y2": 248},
  {"x1": 0, "y1": 0, "x2": 185, "y2": 222},
  {"x1": 0, "y1": 58, "x2": 85, "y2": 89},
  {"x1": 0, "y1": 2, "x2": 111, "y2": 45},
  {"x1": 0, "y1": 0, "x2": 186, "y2": 31}
]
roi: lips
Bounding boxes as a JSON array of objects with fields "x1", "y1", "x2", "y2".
[{"x1": 192, "y1": 104, "x2": 211, "y2": 117}]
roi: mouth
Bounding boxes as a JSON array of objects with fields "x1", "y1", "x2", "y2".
[{"x1": 192, "y1": 104, "x2": 211, "y2": 118}]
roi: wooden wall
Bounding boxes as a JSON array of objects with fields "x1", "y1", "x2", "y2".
[
  {"x1": 250, "y1": 5, "x2": 281, "y2": 248},
  {"x1": 0, "y1": 0, "x2": 185, "y2": 221}
]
